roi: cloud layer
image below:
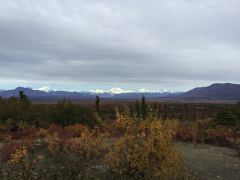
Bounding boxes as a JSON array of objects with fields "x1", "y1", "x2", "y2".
[{"x1": 0, "y1": 0, "x2": 240, "y2": 90}]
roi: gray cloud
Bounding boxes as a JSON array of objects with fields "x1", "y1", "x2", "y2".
[{"x1": 0, "y1": 0, "x2": 240, "y2": 90}]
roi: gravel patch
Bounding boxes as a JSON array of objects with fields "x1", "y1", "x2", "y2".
[{"x1": 175, "y1": 143, "x2": 240, "y2": 180}]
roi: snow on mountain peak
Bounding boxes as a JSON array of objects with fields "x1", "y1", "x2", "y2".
[
  {"x1": 108, "y1": 87, "x2": 131, "y2": 94},
  {"x1": 137, "y1": 88, "x2": 171, "y2": 93},
  {"x1": 37, "y1": 86, "x2": 55, "y2": 93},
  {"x1": 88, "y1": 87, "x2": 174, "y2": 94},
  {"x1": 89, "y1": 87, "x2": 132, "y2": 94},
  {"x1": 137, "y1": 88, "x2": 150, "y2": 93},
  {"x1": 89, "y1": 89, "x2": 105, "y2": 94}
]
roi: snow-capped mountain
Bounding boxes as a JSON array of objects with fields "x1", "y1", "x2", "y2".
[
  {"x1": 0, "y1": 83, "x2": 239, "y2": 100},
  {"x1": 0, "y1": 86, "x2": 181, "y2": 100}
]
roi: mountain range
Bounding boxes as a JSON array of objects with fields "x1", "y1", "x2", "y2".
[
  {"x1": 0, "y1": 87, "x2": 179, "y2": 100},
  {"x1": 0, "y1": 83, "x2": 239, "y2": 101}
]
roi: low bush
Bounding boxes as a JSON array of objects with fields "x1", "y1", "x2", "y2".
[
  {"x1": 0, "y1": 140, "x2": 31, "y2": 162},
  {"x1": 107, "y1": 110, "x2": 188, "y2": 179}
]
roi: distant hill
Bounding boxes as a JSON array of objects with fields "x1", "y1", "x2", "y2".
[
  {"x1": 180, "y1": 83, "x2": 240, "y2": 100},
  {"x1": 0, "y1": 87, "x2": 180, "y2": 100}
]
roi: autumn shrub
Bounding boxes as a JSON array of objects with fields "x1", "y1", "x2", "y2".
[
  {"x1": 44, "y1": 132, "x2": 62, "y2": 154},
  {"x1": 40, "y1": 126, "x2": 108, "y2": 179},
  {"x1": 176, "y1": 118, "x2": 219, "y2": 144},
  {"x1": 100, "y1": 120, "x2": 118, "y2": 136},
  {"x1": 0, "y1": 131, "x2": 12, "y2": 142},
  {"x1": 35, "y1": 128, "x2": 48, "y2": 138},
  {"x1": 47, "y1": 124, "x2": 63, "y2": 135},
  {"x1": 65, "y1": 124, "x2": 90, "y2": 137},
  {"x1": 106, "y1": 110, "x2": 188, "y2": 179},
  {"x1": 0, "y1": 140, "x2": 31, "y2": 162},
  {"x1": 21, "y1": 131, "x2": 86, "y2": 178},
  {"x1": 11, "y1": 127, "x2": 36, "y2": 140},
  {"x1": 176, "y1": 121, "x2": 194, "y2": 142},
  {"x1": 205, "y1": 126, "x2": 236, "y2": 146},
  {"x1": 47, "y1": 124, "x2": 72, "y2": 140},
  {"x1": 44, "y1": 124, "x2": 95, "y2": 154},
  {"x1": 191, "y1": 120, "x2": 205, "y2": 144},
  {"x1": 69, "y1": 130, "x2": 107, "y2": 157},
  {"x1": 45, "y1": 124, "x2": 108, "y2": 161},
  {"x1": 1, "y1": 146, "x2": 44, "y2": 179},
  {"x1": 0, "y1": 141, "x2": 22, "y2": 162},
  {"x1": 233, "y1": 138, "x2": 240, "y2": 156}
]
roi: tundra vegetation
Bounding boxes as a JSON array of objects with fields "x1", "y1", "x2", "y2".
[{"x1": 0, "y1": 92, "x2": 240, "y2": 179}]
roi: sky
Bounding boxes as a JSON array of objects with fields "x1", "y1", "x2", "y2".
[{"x1": 0, "y1": 0, "x2": 240, "y2": 92}]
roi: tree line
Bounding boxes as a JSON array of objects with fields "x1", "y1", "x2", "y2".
[
  {"x1": 0, "y1": 91, "x2": 99, "y2": 130},
  {"x1": 0, "y1": 92, "x2": 240, "y2": 131}
]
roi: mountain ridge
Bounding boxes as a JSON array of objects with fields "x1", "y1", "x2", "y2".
[
  {"x1": 0, "y1": 83, "x2": 239, "y2": 101},
  {"x1": 180, "y1": 83, "x2": 240, "y2": 100},
  {"x1": 0, "y1": 87, "x2": 180, "y2": 100}
]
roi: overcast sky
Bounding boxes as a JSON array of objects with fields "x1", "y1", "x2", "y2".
[{"x1": 0, "y1": 0, "x2": 239, "y2": 91}]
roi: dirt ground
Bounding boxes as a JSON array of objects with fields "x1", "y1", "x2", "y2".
[{"x1": 175, "y1": 143, "x2": 240, "y2": 180}]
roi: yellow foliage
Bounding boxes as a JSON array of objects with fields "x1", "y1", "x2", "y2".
[
  {"x1": 6, "y1": 146, "x2": 43, "y2": 179},
  {"x1": 8, "y1": 146, "x2": 28, "y2": 165},
  {"x1": 65, "y1": 130, "x2": 107, "y2": 161},
  {"x1": 45, "y1": 132, "x2": 61, "y2": 153},
  {"x1": 35, "y1": 128, "x2": 48, "y2": 138},
  {"x1": 107, "y1": 110, "x2": 188, "y2": 179}
]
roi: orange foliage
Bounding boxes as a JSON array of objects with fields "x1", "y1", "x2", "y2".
[{"x1": 0, "y1": 140, "x2": 31, "y2": 161}]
